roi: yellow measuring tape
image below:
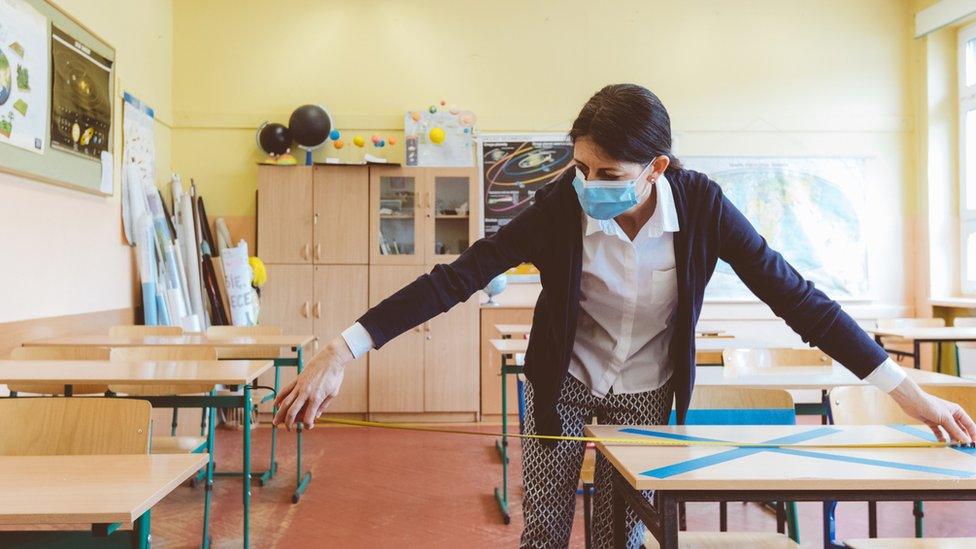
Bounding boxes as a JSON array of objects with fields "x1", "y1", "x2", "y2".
[{"x1": 314, "y1": 417, "x2": 950, "y2": 449}]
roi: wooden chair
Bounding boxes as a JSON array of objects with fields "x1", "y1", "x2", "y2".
[
  {"x1": 643, "y1": 532, "x2": 799, "y2": 548},
  {"x1": 722, "y1": 348, "x2": 832, "y2": 370},
  {"x1": 108, "y1": 325, "x2": 184, "y2": 338},
  {"x1": 829, "y1": 385, "x2": 976, "y2": 543},
  {"x1": 0, "y1": 398, "x2": 150, "y2": 455},
  {"x1": 845, "y1": 539, "x2": 976, "y2": 548},
  {"x1": 953, "y1": 317, "x2": 976, "y2": 376},
  {"x1": 876, "y1": 318, "x2": 945, "y2": 367},
  {"x1": 7, "y1": 346, "x2": 110, "y2": 396}
]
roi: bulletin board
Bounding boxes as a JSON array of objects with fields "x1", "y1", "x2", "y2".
[{"x1": 0, "y1": 0, "x2": 116, "y2": 195}]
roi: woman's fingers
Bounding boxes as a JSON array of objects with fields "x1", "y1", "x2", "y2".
[
  {"x1": 302, "y1": 395, "x2": 325, "y2": 429},
  {"x1": 274, "y1": 379, "x2": 298, "y2": 408},
  {"x1": 272, "y1": 385, "x2": 301, "y2": 426},
  {"x1": 315, "y1": 396, "x2": 333, "y2": 419},
  {"x1": 939, "y1": 411, "x2": 969, "y2": 444},
  {"x1": 953, "y1": 406, "x2": 976, "y2": 442},
  {"x1": 926, "y1": 422, "x2": 946, "y2": 443}
]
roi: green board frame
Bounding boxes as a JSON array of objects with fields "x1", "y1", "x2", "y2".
[{"x1": 0, "y1": 0, "x2": 116, "y2": 195}]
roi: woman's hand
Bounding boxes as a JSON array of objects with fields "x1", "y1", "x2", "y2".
[
  {"x1": 889, "y1": 378, "x2": 976, "y2": 444},
  {"x1": 273, "y1": 336, "x2": 353, "y2": 429}
]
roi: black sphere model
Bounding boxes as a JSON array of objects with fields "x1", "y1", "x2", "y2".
[
  {"x1": 256, "y1": 122, "x2": 292, "y2": 155},
  {"x1": 289, "y1": 104, "x2": 332, "y2": 148}
]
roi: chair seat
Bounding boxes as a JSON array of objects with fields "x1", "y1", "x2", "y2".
[
  {"x1": 845, "y1": 539, "x2": 976, "y2": 548},
  {"x1": 152, "y1": 435, "x2": 207, "y2": 454},
  {"x1": 644, "y1": 531, "x2": 798, "y2": 548},
  {"x1": 580, "y1": 450, "x2": 596, "y2": 485}
]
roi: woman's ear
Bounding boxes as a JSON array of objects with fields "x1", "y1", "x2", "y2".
[{"x1": 650, "y1": 155, "x2": 670, "y2": 181}]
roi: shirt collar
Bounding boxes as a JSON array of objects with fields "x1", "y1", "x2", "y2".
[{"x1": 584, "y1": 173, "x2": 681, "y2": 239}]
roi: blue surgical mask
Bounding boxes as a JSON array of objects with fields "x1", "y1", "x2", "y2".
[{"x1": 572, "y1": 165, "x2": 652, "y2": 220}]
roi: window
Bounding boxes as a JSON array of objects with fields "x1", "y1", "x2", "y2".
[{"x1": 960, "y1": 24, "x2": 976, "y2": 292}]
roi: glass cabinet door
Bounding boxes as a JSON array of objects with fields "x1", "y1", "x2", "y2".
[
  {"x1": 370, "y1": 167, "x2": 423, "y2": 264},
  {"x1": 428, "y1": 168, "x2": 477, "y2": 263}
]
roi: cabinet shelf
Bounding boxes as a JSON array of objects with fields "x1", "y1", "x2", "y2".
[
  {"x1": 435, "y1": 214, "x2": 469, "y2": 219},
  {"x1": 380, "y1": 214, "x2": 414, "y2": 219}
]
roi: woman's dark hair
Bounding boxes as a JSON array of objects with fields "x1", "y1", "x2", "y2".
[{"x1": 569, "y1": 83, "x2": 681, "y2": 169}]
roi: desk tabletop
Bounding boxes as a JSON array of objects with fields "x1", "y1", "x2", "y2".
[
  {"x1": 870, "y1": 327, "x2": 976, "y2": 341},
  {"x1": 0, "y1": 453, "x2": 207, "y2": 525},
  {"x1": 0, "y1": 360, "x2": 273, "y2": 386},
  {"x1": 23, "y1": 333, "x2": 315, "y2": 350},
  {"x1": 695, "y1": 365, "x2": 974, "y2": 390},
  {"x1": 490, "y1": 338, "x2": 529, "y2": 353},
  {"x1": 585, "y1": 424, "x2": 976, "y2": 491}
]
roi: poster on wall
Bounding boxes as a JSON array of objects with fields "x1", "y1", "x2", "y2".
[
  {"x1": 121, "y1": 91, "x2": 155, "y2": 244},
  {"x1": 403, "y1": 108, "x2": 475, "y2": 167},
  {"x1": 49, "y1": 25, "x2": 112, "y2": 161},
  {"x1": 683, "y1": 156, "x2": 869, "y2": 301},
  {"x1": 0, "y1": 0, "x2": 49, "y2": 153}
]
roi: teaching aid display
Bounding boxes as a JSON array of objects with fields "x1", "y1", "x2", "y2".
[
  {"x1": 0, "y1": 0, "x2": 48, "y2": 153},
  {"x1": 49, "y1": 25, "x2": 112, "y2": 161}
]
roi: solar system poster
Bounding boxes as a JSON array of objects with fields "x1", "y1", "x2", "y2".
[
  {"x1": 49, "y1": 26, "x2": 112, "y2": 161},
  {"x1": 478, "y1": 133, "x2": 574, "y2": 238},
  {"x1": 0, "y1": 0, "x2": 48, "y2": 153}
]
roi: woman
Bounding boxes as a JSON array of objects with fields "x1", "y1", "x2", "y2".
[{"x1": 274, "y1": 84, "x2": 976, "y2": 548}]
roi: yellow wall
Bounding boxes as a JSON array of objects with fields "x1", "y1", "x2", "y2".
[
  {"x1": 0, "y1": 0, "x2": 173, "y2": 322},
  {"x1": 173, "y1": 0, "x2": 917, "y2": 316}
]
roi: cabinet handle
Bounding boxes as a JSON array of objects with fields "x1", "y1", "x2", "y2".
[
  {"x1": 425, "y1": 191, "x2": 432, "y2": 209},
  {"x1": 301, "y1": 243, "x2": 311, "y2": 260},
  {"x1": 425, "y1": 322, "x2": 432, "y2": 340},
  {"x1": 313, "y1": 213, "x2": 319, "y2": 225},
  {"x1": 313, "y1": 302, "x2": 321, "y2": 318},
  {"x1": 414, "y1": 326, "x2": 422, "y2": 332},
  {"x1": 301, "y1": 302, "x2": 310, "y2": 318},
  {"x1": 314, "y1": 243, "x2": 322, "y2": 261}
]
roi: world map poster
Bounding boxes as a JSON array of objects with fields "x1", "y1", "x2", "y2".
[{"x1": 683, "y1": 156, "x2": 869, "y2": 301}]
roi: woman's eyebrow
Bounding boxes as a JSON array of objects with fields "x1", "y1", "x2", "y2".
[{"x1": 573, "y1": 158, "x2": 588, "y2": 170}]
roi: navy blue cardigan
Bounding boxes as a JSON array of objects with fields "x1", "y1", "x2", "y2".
[{"x1": 358, "y1": 167, "x2": 888, "y2": 436}]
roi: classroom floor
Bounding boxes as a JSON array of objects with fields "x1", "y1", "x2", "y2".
[{"x1": 149, "y1": 419, "x2": 976, "y2": 548}]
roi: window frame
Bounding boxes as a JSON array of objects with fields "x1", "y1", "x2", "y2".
[{"x1": 958, "y1": 23, "x2": 976, "y2": 293}]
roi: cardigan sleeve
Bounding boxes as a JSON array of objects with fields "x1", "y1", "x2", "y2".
[
  {"x1": 356, "y1": 183, "x2": 557, "y2": 349},
  {"x1": 715, "y1": 191, "x2": 889, "y2": 379}
]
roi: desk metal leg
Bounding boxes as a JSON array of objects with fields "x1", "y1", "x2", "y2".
[
  {"x1": 243, "y1": 383, "x2": 252, "y2": 548},
  {"x1": 260, "y1": 361, "x2": 282, "y2": 486},
  {"x1": 914, "y1": 500, "x2": 924, "y2": 538},
  {"x1": 494, "y1": 357, "x2": 511, "y2": 524},
  {"x1": 132, "y1": 509, "x2": 150, "y2": 549},
  {"x1": 293, "y1": 346, "x2": 312, "y2": 504},
  {"x1": 867, "y1": 500, "x2": 877, "y2": 537},
  {"x1": 914, "y1": 340, "x2": 921, "y2": 369},
  {"x1": 201, "y1": 391, "x2": 216, "y2": 549}
]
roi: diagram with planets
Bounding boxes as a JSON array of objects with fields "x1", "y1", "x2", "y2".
[
  {"x1": 478, "y1": 133, "x2": 573, "y2": 238},
  {"x1": 49, "y1": 26, "x2": 112, "y2": 161},
  {"x1": 0, "y1": 0, "x2": 48, "y2": 153}
]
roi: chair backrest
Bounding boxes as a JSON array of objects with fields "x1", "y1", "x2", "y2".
[
  {"x1": 722, "y1": 348, "x2": 832, "y2": 369},
  {"x1": 7, "y1": 346, "x2": 110, "y2": 395},
  {"x1": 877, "y1": 318, "x2": 946, "y2": 329},
  {"x1": 108, "y1": 346, "x2": 217, "y2": 395},
  {"x1": 953, "y1": 317, "x2": 976, "y2": 328},
  {"x1": 671, "y1": 387, "x2": 796, "y2": 425},
  {"x1": 831, "y1": 385, "x2": 976, "y2": 425},
  {"x1": 0, "y1": 398, "x2": 150, "y2": 455},
  {"x1": 206, "y1": 324, "x2": 283, "y2": 359},
  {"x1": 109, "y1": 325, "x2": 184, "y2": 338}
]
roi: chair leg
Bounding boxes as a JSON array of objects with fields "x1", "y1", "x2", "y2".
[
  {"x1": 201, "y1": 392, "x2": 217, "y2": 548},
  {"x1": 787, "y1": 502, "x2": 800, "y2": 542},
  {"x1": 582, "y1": 483, "x2": 593, "y2": 549},
  {"x1": 719, "y1": 501, "x2": 728, "y2": 532},
  {"x1": 956, "y1": 345, "x2": 962, "y2": 377},
  {"x1": 171, "y1": 407, "x2": 179, "y2": 437},
  {"x1": 868, "y1": 500, "x2": 877, "y2": 538},
  {"x1": 200, "y1": 406, "x2": 207, "y2": 437},
  {"x1": 679, "y1": 501, "x2": 686, "y2": 531},
  {"x1": 914, "y1": 500, "x2": 924, "y2": 538},
  {"x1": 516, "y1": 377, "x2": 526, "y2": 434}
]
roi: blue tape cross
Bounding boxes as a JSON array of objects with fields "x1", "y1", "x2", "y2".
[
  {"x1": 888, "y1": 424, "x2": 976, "y2": 457},
  {"x1": 628, "y1": 426, "x2": 974, "y2": 479}
]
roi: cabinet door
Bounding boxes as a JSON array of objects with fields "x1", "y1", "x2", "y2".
[
  {"x1": 425, "y1": 167, "x2": 479, "y2": 264},
  {"x1": 368, "y1": 265, "x2": 426, "y2": 412},
  {"x1": 313, "y1": 265, "x2": 368, "y2": 413},
  {"x1": 256, "y1": 264, "x2": 314, "y2": 411},
  {"x1": 313, "y1": 166, "x2": 369, "y2": 264},
  {"x1": 370, "y1": 166, "x2": 424, "y2": 265},
  {"x1": 257, "y1": 166, "x2": 314, "y2": 263},
  {"x1": 424, "y1": 293, "x2": 480, "y2": 412},
  {"x1": 480, "y1": 307, "x2": 535, "y2": 417}
]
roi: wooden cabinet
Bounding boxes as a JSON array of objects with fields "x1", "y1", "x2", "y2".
[
  {"x1": 367, "y1": 265, "x2": 426, "y2": 412},
  {"x1": 370, "y1": 166, "x2": 478, "y2": 266},
  {"x1": 425, "y1": 295, "x2": 480, "y2": 412},
  {"x1": 480, "y1": 307, "x2": 535, "y2": 419},
  {"x1": 312, "y1": 265, "x2": 368, "y2": 413},
  {"x1": 257, "y1": 166, "x2": 314, "y2": 264},
  {"x1": 313, "y1": 166, "x2": 369, "y2": 264},
  {"x1": 256, "y1": 264, "x2": 315, "y2": 410}
]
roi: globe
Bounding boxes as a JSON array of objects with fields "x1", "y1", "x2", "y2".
[{"x1": 483, "y1": 274, "x2": 508, "y2": 306}]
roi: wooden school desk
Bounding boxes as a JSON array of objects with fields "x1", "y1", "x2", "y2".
[
  {"x1": 23, "y1": 333, "x2": 316, "y2": 503},
  {"x1": 0, "y1": 359, "x2": 272, "y2": 548},
  {"x1": 585, "y1": 424, "x2": 976, "y2": 549},
  {"x1": 870, "y1": 326, "x2": 976, "y2": 370},
  {"x1": 0, "y1": 453, "x2": 207, "y2": 548}
]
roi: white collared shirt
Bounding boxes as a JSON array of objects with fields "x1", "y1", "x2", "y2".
[
  {"x1": 568, "y1": 174, "x2": 681, "y2": 397},
  {"x1": 340, "y1": 175, "x2": 906, "y2": 395}
]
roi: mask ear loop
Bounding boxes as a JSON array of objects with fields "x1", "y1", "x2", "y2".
[{"x1": 634, "y1": 163, "x2": 655, "y2": 203}]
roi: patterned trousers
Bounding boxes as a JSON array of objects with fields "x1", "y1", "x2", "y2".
[{"x1": 519, "y1": 374, "x2": 673, "y2": 549}]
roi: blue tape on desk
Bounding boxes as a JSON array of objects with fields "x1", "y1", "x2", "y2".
[
  {"x1": 668, "y1": 409, "x2": 797, "y2": 426},
  {"x1": 770, "y1": 447, "x2": 974, "y2": 478},
  {"x1": 888, "y1": 424, "x2": 976, "y2": 456},
  {"x1": 619, "y1": 428, "x2": 730, "y2": 444}
]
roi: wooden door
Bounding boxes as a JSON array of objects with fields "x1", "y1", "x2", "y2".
[
  {"x1": 257, "y1": 166, "x2": 313, "y2": 263},
  {"x1": 369, "y1": 166, "x2": 425, "y2": 265},
  {"x1": 425, "y1": 167, "x2": 480, "y2": 264},
  {"x1": 480, "y1": 307, "x2": 535, "y2": 417},
  {"x1": 313, "y1": 265, "x2": 368, "y2": 413},
  {"x1": 424, "y1": 293, "x2": 480, "y2": 412},
  {"x1": 367, "y1": 265, "x2": 426, "y2": 412},
  {"x1": 256, "y1": 264, "x2": 314, "y2": 411},
  {"x1": 313, "y1": 166, "x2": 369, "y2": 264}
]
